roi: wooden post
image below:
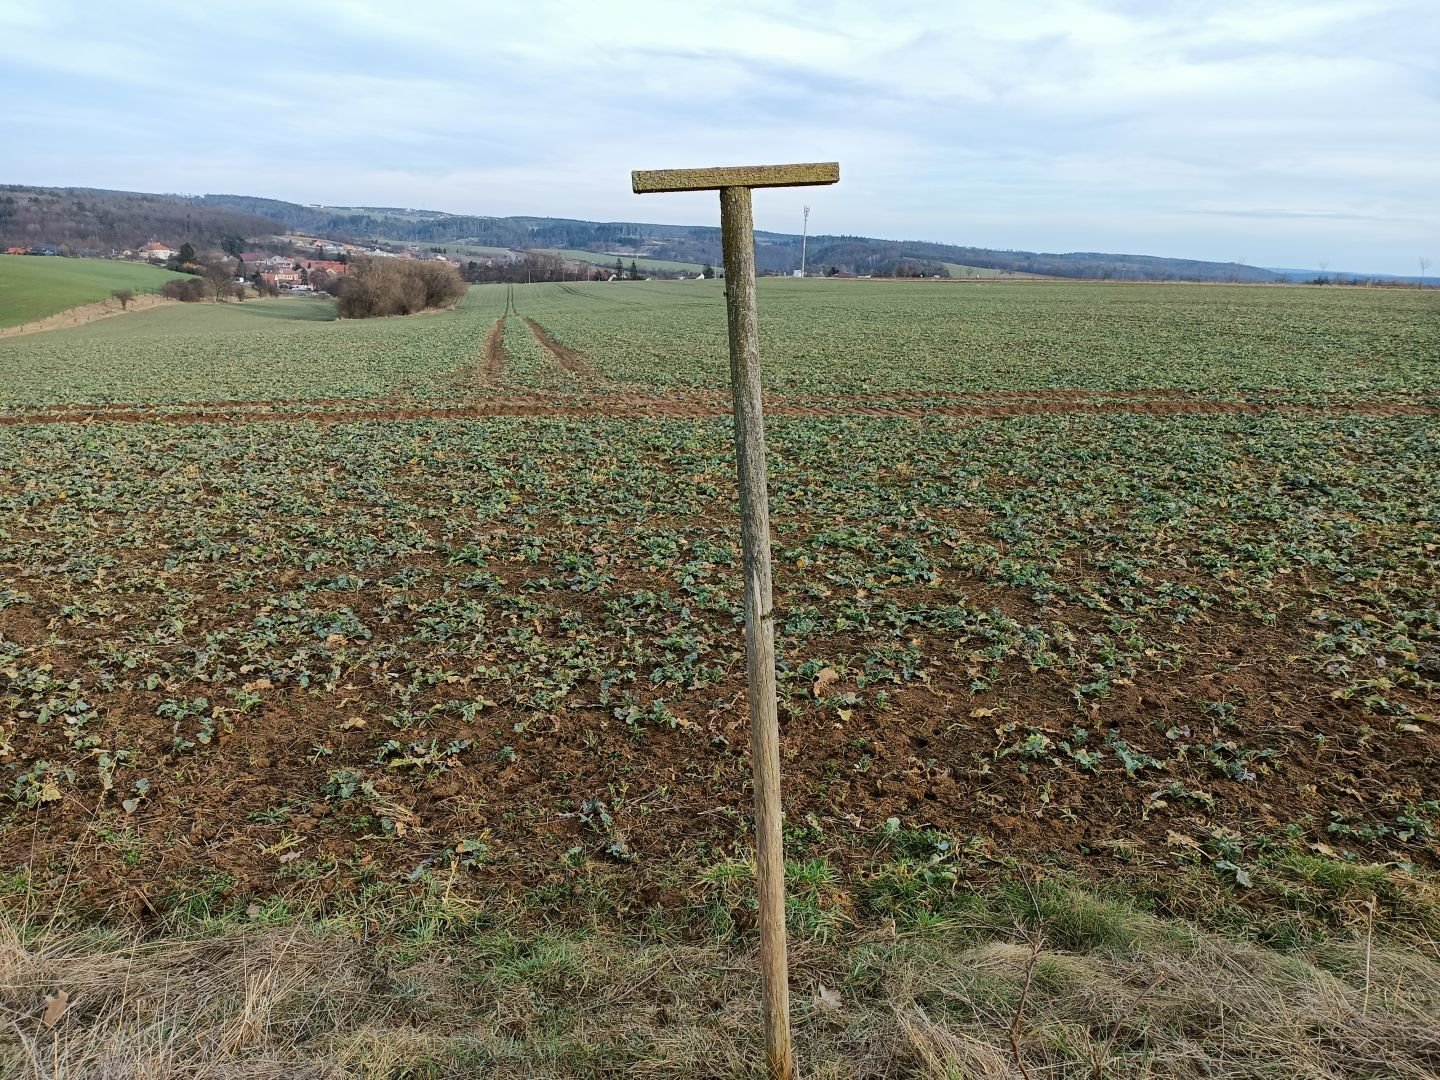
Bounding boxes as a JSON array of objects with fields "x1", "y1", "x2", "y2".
[
  {"x1": 720, "y1": 183, "x2": 791, "y2": 1078},
  {"x1": 632, "y1": 162, "x2": 840, "y2": 1080}
]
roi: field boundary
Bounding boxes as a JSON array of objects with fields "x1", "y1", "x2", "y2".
[
  {"x1": 3, "y1": 392, "x2": 1434, "y2": 427},
  {"x1": 0, "y1": 292, "x2": 179, "y2": 338}
]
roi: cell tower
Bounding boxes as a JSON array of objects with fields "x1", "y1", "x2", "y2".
[{"x1": 800, "y1": 205, "x2": 810, "y2": 278}]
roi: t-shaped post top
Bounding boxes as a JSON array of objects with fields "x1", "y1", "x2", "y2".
[{"x1": 632, "y1": 162, "x2": 839, "y2": 193}]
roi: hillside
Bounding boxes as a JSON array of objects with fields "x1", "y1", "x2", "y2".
[
  {"x1": 195, "y1": 193, "x2": 1286, "y2": 282},
  {"x1": 0, "y1": 187, "x2": 277, "y2": 254},
  {"x1": 0, "y1": 254, "x2": 190, "y2": 328},
  {"x1": 4, "y1": 184, "x2": 1287, "y2": 282}
]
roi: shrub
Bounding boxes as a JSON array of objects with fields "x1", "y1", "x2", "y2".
[
  {"x1": 161, "y1": 278, "x2": 208, "y2": 303},
  {"x1": 336, "y1": 258, "x2": 466, "y2": 319}
]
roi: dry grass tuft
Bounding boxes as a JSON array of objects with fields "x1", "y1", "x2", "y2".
[
  {"x1": 1, "y1": 896, "x2": 1438, "y2": 1078},
  {"x1": 898, "y1": 1007, "x2": 1022, "y2": 1079},
  {"x1": 0, "y1": 920, "x2": 355, "y2": 1077}
]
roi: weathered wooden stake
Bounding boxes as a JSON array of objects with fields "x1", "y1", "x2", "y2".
[{"x1": 632, "y1": 162, "x2": 840, "y2": 1080}]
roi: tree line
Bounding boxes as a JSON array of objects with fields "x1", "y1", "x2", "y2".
[{"x1": 457, "y1": 252, "x2": 648, "y2": 284}]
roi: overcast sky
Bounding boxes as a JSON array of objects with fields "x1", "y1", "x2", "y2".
[{"x1": 2, "y1": 0, "x2": 1436, "y2": 273}]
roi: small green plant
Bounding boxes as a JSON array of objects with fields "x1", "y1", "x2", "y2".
[{"x1": 324, "y1": 769, "x2": 374, "y2": 801}]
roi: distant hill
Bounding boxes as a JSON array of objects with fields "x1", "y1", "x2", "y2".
[
  {"x1": 4, "y1": 183, "x2": 1291, "y2": 283},
  {"x1": 0, "y1": 186, "x2": 277, "y2": 254}
]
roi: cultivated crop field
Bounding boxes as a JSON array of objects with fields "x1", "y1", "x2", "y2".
[{"x1": 2, "y1": 280, "x2": 1438, "y2": 1077}]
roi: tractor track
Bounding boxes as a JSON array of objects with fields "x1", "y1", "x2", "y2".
[
  {"x1": 523, "y1": 317, "x2": 593, "y2": 375},
  {"x1": 484, "y1": 316, "x2": 507, "y2": 378}
]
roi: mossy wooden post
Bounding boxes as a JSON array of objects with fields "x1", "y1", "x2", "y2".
[{"x1": 632, "y1": 162, "x2": 840, "y2": 1080}]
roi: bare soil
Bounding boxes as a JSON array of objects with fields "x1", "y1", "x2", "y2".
[
  {"x1": 2, "y1": 586, "x2": 1434, "y2": 925},
  {"x1": 484, "y1": 315, "x2": 507, "y2": 378},
  {"x1": 2, "y1": 476, "x2": 1436, "y2": 918}
]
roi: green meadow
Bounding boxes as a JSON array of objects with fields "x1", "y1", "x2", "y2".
[{"x1": 0, "y1": 254, "x2": 191, "y2": 327}]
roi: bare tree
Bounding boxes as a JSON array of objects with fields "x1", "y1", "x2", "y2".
[
  {"x1": 1420, "y1": 256, "x2": 1431, "y2": 288},
  {"x1": 336, "y1": 258, "x2": 465, "y2": 318},
  {"x1": 111, "y1": 289, "x2": 136, "y2": 311},
  {"x1": 203, "y1": 260, "x2": 236, "y2": 302}
]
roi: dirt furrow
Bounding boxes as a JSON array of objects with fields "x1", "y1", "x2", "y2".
[
  {"x1": 3, "y1": 396, "x2": 1434, "y2": 428},
  {"x1": 484, "y1": 316, "x2": 507, "y2": 379},
  {"x1": 523, "y1": 317, "x2": 593, "y2": 375},
  {"x1": 5, "y1": 387, "x2": 1411, "y2": 419}
]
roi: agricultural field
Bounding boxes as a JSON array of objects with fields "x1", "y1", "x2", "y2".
[
  {"x1": 1, "y1": 279, "x2": 1438, "y2": 1077},
  {"x1": 425, "y1": 241, "x2": 515, "y2": 259},
  {"x1": 0, "y1": 255, "x2": 191, "y2": 328},
  {"x1": 534, "y1": 247, "x2": 711, "y2": 274},
  {"x1": 516, "y1": 279, "x2": 1439, "y2": 397},
  {"x1": 3, "y1": 279, "x2": 1435, "y2": 407},
  {"x1": 942, "y1": 262, "x2": 1034, "y2": 279}
]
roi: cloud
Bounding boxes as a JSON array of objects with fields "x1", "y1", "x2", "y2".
[
  {"x1": 1, "y1": 0, "x2": 1436, "y2": 272},
  {"x1": 1184, "y1": 207, "x2": 1424, "y2": 223}
]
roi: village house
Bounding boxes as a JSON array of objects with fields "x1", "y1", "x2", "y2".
[
  {"x1": 259, "y1": 270, "x2": 301, "y2": 287},
  {"x1": 294, "y1": 259, "x2": 348, "y2": 275},
  {"x1": 138, "y1": 242, "x2": 177, "y2": 261},
  {"x1": 241, "y1": 253, "x2": 295, "y2": 270}
]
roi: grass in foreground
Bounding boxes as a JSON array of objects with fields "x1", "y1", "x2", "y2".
[
  {"x1": 3, "y1": 868, "x2": 1437, "y2": 1079},
  {"x1": 0, "y1": 256, "x2": 190, "y2": 328}
]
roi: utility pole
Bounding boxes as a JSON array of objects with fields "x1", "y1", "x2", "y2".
[
  {"x1": 800, "y1": 204, "x2": 810, "y2": 278},
  {"x1": 632, "y1": 162, "x2": 839, "y2": 1080}
]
